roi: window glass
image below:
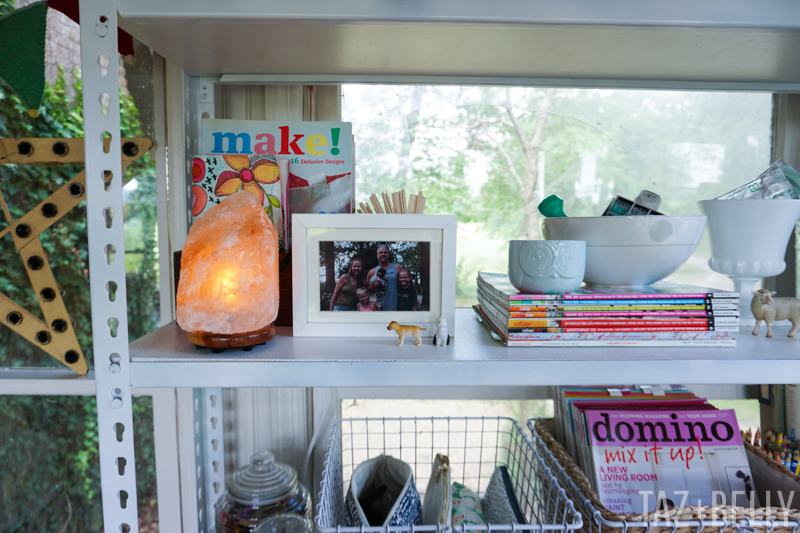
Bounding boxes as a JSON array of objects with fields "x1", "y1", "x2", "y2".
[
  {"x1": 341, "y1": 398, "x2": 553, "y2": 430},
  {"x1": 0, "y1": 6, "x2": 159, "y2": 368},
  {"x1": 0, "y1": 3, "x2": 159, "y2": 530},
  {"x1": 710, "y1": 399, "x2": 760, "y2": 434},
  {"x1": 0, "y1": 395, "x2": 157, "y2": 531},
  {"x1": 343, "y1": 86, "x2": 773, "y2": 305},
  {"x1": 121, "y1": 38, "x2": 160, "y2": 343}
]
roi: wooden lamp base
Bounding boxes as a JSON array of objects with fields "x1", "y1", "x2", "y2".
[{"x1": 188, "y1": 322, "x2": 276, "y2": 353}]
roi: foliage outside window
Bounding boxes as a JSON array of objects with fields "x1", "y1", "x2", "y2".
[
  {"x1": 344, "y1": 86, "x2": 773, "y2": 306},
  {"x1": 0, "y1": 4, "x2": 160, "y2": 526},
  {"x1": 0, "y1": 395, "x2": 156, "y2": 532},
  {"x1": 0, "y1": 70, "x2": 159, "y2": 367}
]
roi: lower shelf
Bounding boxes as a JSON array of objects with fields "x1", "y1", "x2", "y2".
[{"x1": 128, "y1": 308, "x2": 798, "y2": 388}]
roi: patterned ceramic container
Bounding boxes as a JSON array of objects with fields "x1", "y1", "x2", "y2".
[
  {"x1": 344, "y1": 455, "x2": 422, "y2": 527},
  {"x1": 508, "y1": 240, "x2": 585, "y2": 294}
]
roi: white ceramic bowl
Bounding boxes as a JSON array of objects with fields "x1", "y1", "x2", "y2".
[{"x1": 540, "y1": 215, "x2": 707, "y2": 286}]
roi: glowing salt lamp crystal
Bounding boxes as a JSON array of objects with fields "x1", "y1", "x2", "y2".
[{"x1": 177, "y1": 190, "x2": 279, "y2": 349}]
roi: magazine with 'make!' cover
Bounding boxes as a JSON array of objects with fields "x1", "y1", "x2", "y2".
[{"x1": 584, "y1": 409, "x2": 757, "y2": 513}]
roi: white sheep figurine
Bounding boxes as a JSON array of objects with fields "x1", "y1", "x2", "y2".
[{"x1": 751, "y1": 289, "x2": 800, "y2": 338}]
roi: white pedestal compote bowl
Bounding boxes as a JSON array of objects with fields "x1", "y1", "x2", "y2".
[{"x1": 699, "y1": 199, "x2": 800, "y2": 326}]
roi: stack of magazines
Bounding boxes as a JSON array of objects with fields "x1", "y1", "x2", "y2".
[
  {"x1": 475, "y1": 272, "x2": 739, "y2": 347},
  {"x1": 554, "y1": 386, "x2": 757, "y2": 513}
]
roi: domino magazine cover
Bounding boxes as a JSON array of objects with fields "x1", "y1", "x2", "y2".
[{"x1": 583, "y1": 409, "x2": 757, "y2": 513}]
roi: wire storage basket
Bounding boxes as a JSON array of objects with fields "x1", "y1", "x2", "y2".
[
  {"x1": 527, "y1": 419, "x2": 800, "y2": 533},
  {"x1": 316, "y1": 417, "x2": 583, "y2": 533}
]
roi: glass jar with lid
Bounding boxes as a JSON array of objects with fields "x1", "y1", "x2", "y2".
[
  {"x1": 215, "y1": 450, "x2": 312, "y2": 533},
  {"x1": 252, "y1": 514, "x2": 314, "y2": 533}
]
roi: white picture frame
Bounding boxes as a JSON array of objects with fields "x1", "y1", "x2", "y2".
[{"x1": 292, "y1": 214, "x2": 457, "y2": 338}]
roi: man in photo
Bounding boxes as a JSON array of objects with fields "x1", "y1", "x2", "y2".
[
  {"x1": 367, "y1": 245, "x2": 401, "y2": 311},
  {"x1": 396, "y1": 268, "x2": 418, "y2": 311}
]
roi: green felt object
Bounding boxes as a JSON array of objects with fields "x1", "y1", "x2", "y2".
[{"x1": 0, "y1": 1, "x2": 48, "y2": 112}]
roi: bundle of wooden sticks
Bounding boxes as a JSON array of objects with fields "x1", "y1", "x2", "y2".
[{"x1": 357, "y1": 190, "x2": 426, "y2": 214}]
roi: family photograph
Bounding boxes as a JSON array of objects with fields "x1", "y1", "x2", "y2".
[{"x1": 319, "y1": 241, "x2": 431, "y2": 312}]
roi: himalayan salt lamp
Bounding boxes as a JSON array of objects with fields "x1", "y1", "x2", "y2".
[{"x1": 177, "y1": 190, "x2": 279, "y2": 350}]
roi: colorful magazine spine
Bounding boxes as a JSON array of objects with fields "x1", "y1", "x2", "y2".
[
  {"x1": 474, "y1": 306, "x2": 736, "y2": 347},
  {"x1": 509, "y1": 327, "x2": 737, "y2": 332},
  {"x1": 489, "y1": 293, "x2": 742, "y2": 302},
  {"x1": 507, "y1": 293, "x2": 730, "y2": 300},
  {"x1": 563, "y1": 299, "x2": 737, "y2": 305},
  {"x1": 558, "y1": 305, "x2": 736, "y2": 311},
  {"x1": 504, "y1": 301, "x2": 562, "y2": 306},
  {"x1": 555, "y1": 386, "x2": 699, "y2": 463},
  {"x1": 480, "y1": 293, "x2": 737, "y2": 314},
  {"x1": 507, "y1": 304, "x2": 738, "y2": 310},
  {"x1": 506, "y1": 318, "x2": 737, "y2": 328},
  {"x1": 507, "y1": 306, "x2": 737, "y2": 312},
  {"x1": 478, "y1": 298, "x2": 739, "y2": 333},
  {"x1": 561, "y1": 292, "x2": 737, "y2": 300},
  {"x1": 508, "y1": 331, "x2": 732, "y2": 341},
  {"x1": 517, "y1": 311, "x2": 739, "y2": 317},
  {"x1": 503, "y1": 338, "x2": 736, "y2": 347}
]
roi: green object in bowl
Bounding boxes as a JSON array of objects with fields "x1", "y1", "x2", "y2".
[{"x1": 538, "y1": 195, "x2": 567, "y2": 217}]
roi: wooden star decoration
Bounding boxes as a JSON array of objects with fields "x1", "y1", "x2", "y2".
[{"x1": 0, "y1": 137, "x2": 152, "y2": 375}]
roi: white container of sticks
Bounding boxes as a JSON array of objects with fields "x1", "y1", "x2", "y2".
[{"x1": 357, "y1": 190, "x2": 426, "y2": 214}]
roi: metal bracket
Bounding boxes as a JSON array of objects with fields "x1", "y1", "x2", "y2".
[{"x1": 198, "y1": 77, "x2": 216, "y2": 105}]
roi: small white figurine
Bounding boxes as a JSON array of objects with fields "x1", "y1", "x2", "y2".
[
  {"x1": 751, "y1": 289, "x2": 800, "y2": 338},
  {"x1": 433, "y1": 315, "x2": 450, "y2": 346}
]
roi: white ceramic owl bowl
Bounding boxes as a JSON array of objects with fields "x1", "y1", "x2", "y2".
[
  {"x1": 508, "y1": 240, "x2": 586, "y2": 294},
  {"x1": 541, "y1": 215, "x2": 707, "y2": 287}
]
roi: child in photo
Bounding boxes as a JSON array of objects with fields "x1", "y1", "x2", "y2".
[
  {"x1": 356, "y1": 288, "x2": 380, "y2": 311},
  {"x1": 396, "y1": 268, "x2": 418, "y2": 311}
]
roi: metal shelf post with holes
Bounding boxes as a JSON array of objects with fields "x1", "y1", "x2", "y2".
[{"x1": 79, "y1": 0, "x2": 139, "y2": 531}]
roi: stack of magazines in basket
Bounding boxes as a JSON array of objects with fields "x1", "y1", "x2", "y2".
[
  {"x1": 553, "y1": 385, "x2": 757, "y2": 513},
  {"x1": 475, "y1": 272, "x2": 739, "y2": 347}
]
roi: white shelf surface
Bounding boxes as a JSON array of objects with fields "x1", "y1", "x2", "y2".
[
  {"x1": 117, "y1": 0, "x2": 800, "y2": 89},
  {"x1": 129, "y1": 308, "x2": 800, "y2": 388}
]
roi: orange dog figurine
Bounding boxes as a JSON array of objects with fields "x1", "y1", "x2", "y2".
[{"x1": 387, "y1": 321, "x2": 426, "y2": 346}]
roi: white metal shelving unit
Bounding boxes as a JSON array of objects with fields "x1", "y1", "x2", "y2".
[
  {"x1": 4, "y1": 1, "x2": 800, "y2": 532},
  {"x1": 115, "y1": 0, "x2": 800, "y2": 91},
  {"x1": 129, "y1": 310, "x2": 800, "y2": 388}
]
